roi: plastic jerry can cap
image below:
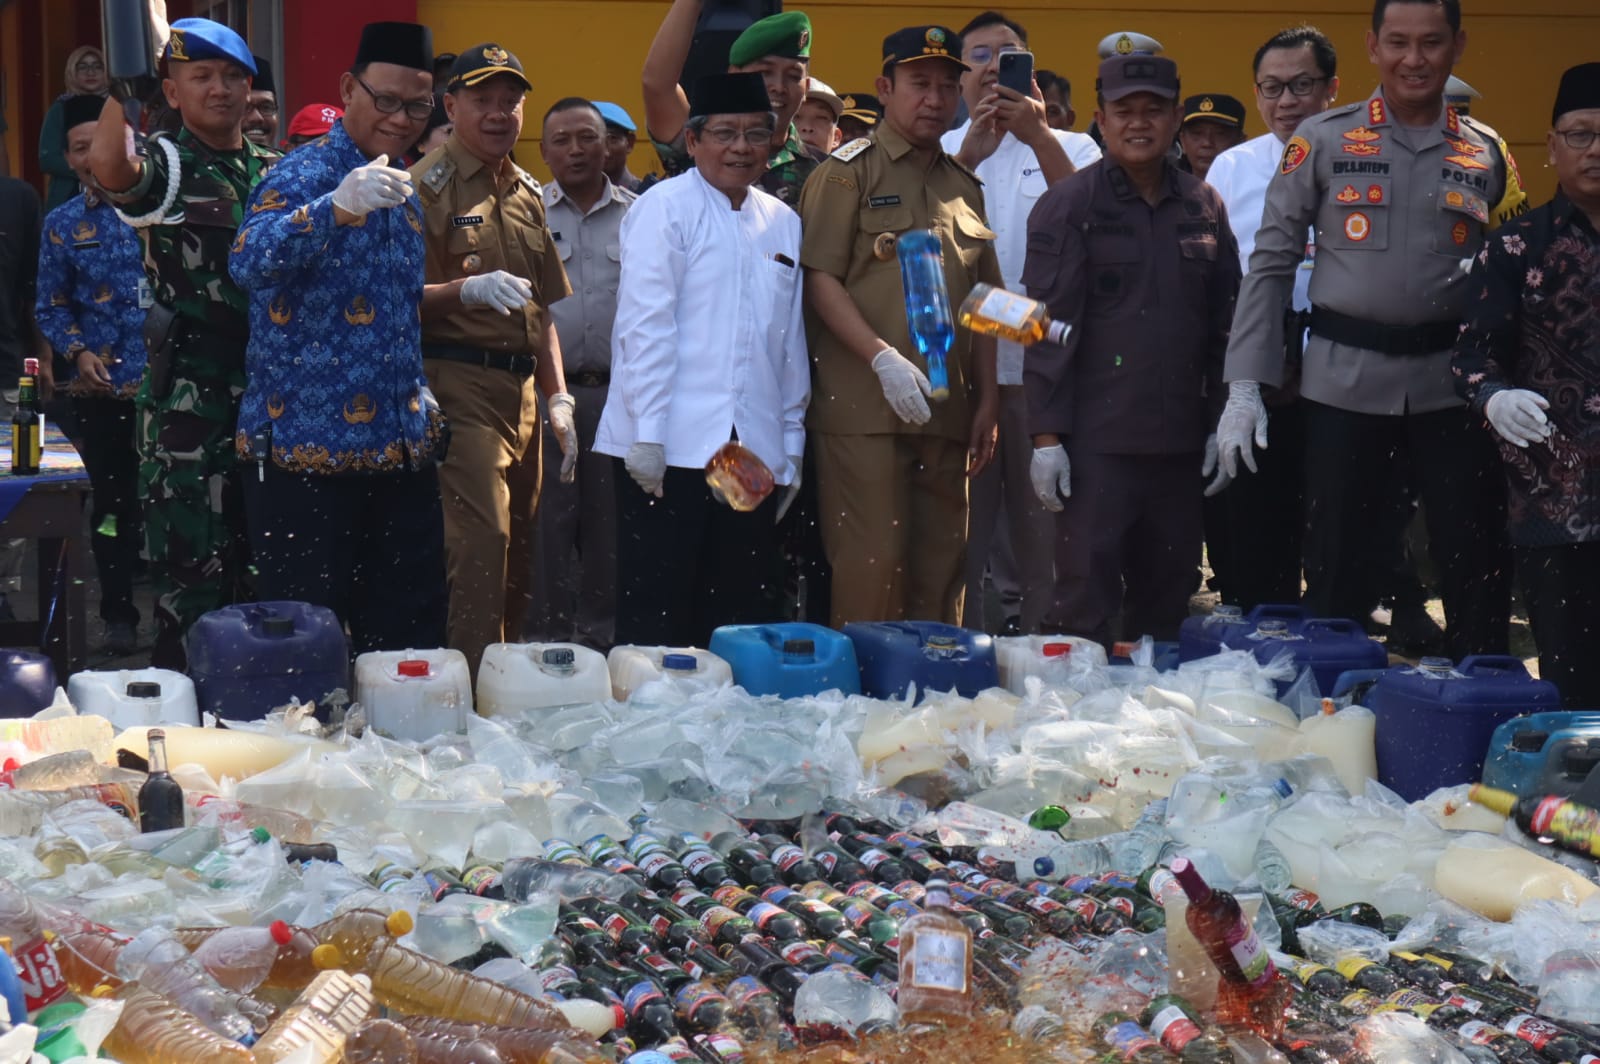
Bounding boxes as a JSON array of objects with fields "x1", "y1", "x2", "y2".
[
  {"x1": 397, "y1": 659, "x2": 430, "y2": 678},
  {"x1": 1255, "y1": 619, "x2": 1291, "y2": 636},
  {"x1": 1419, "y1": 656, "x2": 1456, "y2": 675},
  {"x1": 662, "y1": 653, "x2": 699, "y2": 672},
  {"x1": 925, "y1": 635, "x2": 958, "y2": 648},
  {"x1": 1041, "y1": 642, "x2": 1073, "y2": 658},
  {"x1": 542, "y1": 648, "x2": 577, "y2": 668},
  {"x1": 125, "y1": 681, "x2": 162, "y2": 698},
  {"x1": 1213, "y1": 604, "x2": 1244, "y2": 619},
  {"x1": 260, "y1": 616, "x2": 295, "y2": 638}
]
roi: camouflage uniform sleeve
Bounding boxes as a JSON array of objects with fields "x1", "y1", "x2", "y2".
[
  {"x1": 229, "y1": 152, "x2": 340, "y2": 288},
  {"x1": 33, "y1": 207, "x2": 83, "y2": 354},
  {"x1": 106, "y1": 133, "x2": 179, "y2": 222},
  {"x1": 651, "y1": 129, "x2": 692, "y2": 179}
]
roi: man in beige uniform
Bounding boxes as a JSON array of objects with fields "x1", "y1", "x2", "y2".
[
  {"x1": 413, "y1": 45, "x2": 578, "y2": 673},
  {"x1": 800, "y1": 25, "x2": 1003, "y2": 626}
]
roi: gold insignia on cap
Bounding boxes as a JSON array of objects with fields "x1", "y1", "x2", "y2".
[
  {"x1": 926, "y1": 27, "x2": 946, "y2": 45},
  {"x1": 1199, "y1": 97, "x2": 1214, "y2": 112},
  {"x1": 169, "y1": 29, "x2": 188, "y2": 61},
  {"x1": 842, "y1": 95, "x2": 856, "y2": 109},
  {"x1": 484, "y1": 46, "x2": 510, "y2": 66},
  {"x1": 798, "y1": 28, "x2": 810, "y2": 49},
  {"x1": 1116, "y1": 33, "x2": 1134, "y2": 55}
]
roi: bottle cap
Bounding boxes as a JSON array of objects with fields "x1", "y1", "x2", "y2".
[
  {"x1": 260, "y1": 615, "x2": 295, "y2": 638},
  {"x1": 397, "y1": 659, "x2": 429, "y2": 677},
  {"x1": 250, "y1": 826, "x2": 271, "y2": 844},
  {"x1": 662, "y1": 653, "x2": 698, "y2": 672},
  {"x1": 269, "y1": 920, "x2": 293, "y2": 945},
  {"x1": 1214, "y1": 604, "x2": 1243, "y2": 619},
  {"x1": 148, "y1": 728, "x2": 165, "y2": 740},
  {"x1": 542, "y1": 647, "x2": 576, "y2": 667},
  {"x1": 126, "y1": 681, "x2": 162, "y2": 698},
  {"x1": 23, "y1": 358, "x2": 38, "y2": 375},
  {"x1": 1256, "y1": 619, "x2": 1290, "y2": 636},
  {"x1": 385, "y1": 909, "x2": 415, "y2": 936},
  {"x1": 1466, "y1": 783, "x2": 1517, "y2": 817},
  {"x1": 1419, "y1": 656, "x2": 1455, "y2": 674},
  {"x1": 310, "y1": 943, "x2": 344, "y2": 970},
  {"x1": 1041, "y1": 642, "x2": 1072, "y2": 658}
]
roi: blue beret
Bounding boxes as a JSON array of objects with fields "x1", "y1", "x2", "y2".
[
  {"x1": 165, "y1": 18, "x2": 256, "y2": 74},
  {"x1": 593, "y1": 101, "x2": 636, "y2": 133}
]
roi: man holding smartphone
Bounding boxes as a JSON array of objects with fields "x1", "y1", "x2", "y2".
[{"x1": 942, "y1": 10, "x2": 1100, "y2": 635}]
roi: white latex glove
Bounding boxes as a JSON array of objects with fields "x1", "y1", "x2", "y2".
[
  {"x1": 626, "y1": 442, "x2": 666, "y2": 497},
  {"x1": 1215, "y1": 380, "x2": 1270, "y2": 480},
  {"x1": 775, "y1": 454, "x2": 803, "y2": 524},
  {"x1": 1030, "y1": 444, "x2": 1071, "y2": 512},
  {"x1": 330, "y1": 153, "x2": 412, "y2": 216},
  {"x1": 1485, "y1": 389, "x2": 1552, "y2": 448},
  {"x1": 871, "y1": 347, "x2": 933, "y2": 426},
  {"x1": 1202, "y1": 433, "x2": 1230, "y2": 497},
  {"x1": 546, "y1": 392, "x2": 579, "y2": 483},
  {"x1": 460, "y1": 270, "x2": 533, "y2": 316}
]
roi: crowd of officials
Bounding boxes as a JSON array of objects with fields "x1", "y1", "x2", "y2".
[{"x1": 0, "y1": 1, "x2": 1596, "y2": 706}]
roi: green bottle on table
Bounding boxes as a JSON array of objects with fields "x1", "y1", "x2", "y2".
[{"x1": 10, "y1": 359, "x2": 41, "y2": 476}]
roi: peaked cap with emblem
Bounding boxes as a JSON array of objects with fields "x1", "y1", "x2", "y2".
[
  {"x1": 839, "y1": 93, "x2": 882, "y2": 125},
  {"x1": 164, "y1": 18, "x2": 256, "y2": 74},
  {"x1": 728, "y1": 11, "x2": 812, "y2": 67},
  {"x1": 354, "y1": 22, "x2": 434, "y2": 72},
  {"x1": 882, "y1": 25, "x2": 969, "y2": 73},
  {"x1": 448, "y1": 42, "x2": 531, "y2": 91},
  {"x1": 1096, "y1": 30, "x2": 1164, "y2": 59},
  {"x1": 1181, "y1": 93, "x2": 1245, "y2": 129}
]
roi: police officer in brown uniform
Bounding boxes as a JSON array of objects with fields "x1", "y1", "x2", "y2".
[
  {"x1": 800, "y1": 25, "x2": 1003, "y2": 627},
  {"x1": 413, "y1": 45, "x2": 578, "y2": 674},
  {"x1": 1023, "y1": 54, "x2": 1241, "y2": 646}
]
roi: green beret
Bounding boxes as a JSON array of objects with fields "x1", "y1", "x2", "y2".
[{"x1": 728, "y1": 10, "x2": 812, "y2": 67}]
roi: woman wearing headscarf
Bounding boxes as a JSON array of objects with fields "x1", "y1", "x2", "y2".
[{"x1": 39, "y1": 46, "x2": 109, "y2": 212}]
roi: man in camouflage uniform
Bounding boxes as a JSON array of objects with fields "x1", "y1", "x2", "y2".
[
  {"x1": 89, "y1": 18, "x2": 277, "y2": 668},
  {"x1": 640, "y1": 6, "x2": 823, "y2": 206}
]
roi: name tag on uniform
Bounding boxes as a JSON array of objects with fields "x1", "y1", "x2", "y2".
[
  {"x1": 868, "y1": 195, "x2": 901, "y2": 208},
  {"x1": 136, "y1": 278, "x2": 154, "y2": 309},
  {"x1": 71, "y1": 240, "x2": 101, "y2": 250},
  {"x1": 452, "y1": 215, "x2": 484, "y2": 228}
]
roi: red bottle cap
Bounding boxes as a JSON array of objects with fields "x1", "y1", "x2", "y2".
[
  {"x1": 269, "y1": 920, "x2": 293, "y2": 945},
  {"x1": 397, "y1": 660, "x2": 429, "y2": 677}
]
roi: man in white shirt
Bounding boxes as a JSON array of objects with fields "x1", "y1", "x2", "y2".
[
  {"x1": 1201, "y1": 24, "x2": 1338, "y2": 611},
  {"x1": 595, "y1": 73, "x2": 810, "y2": 647},
  {"x1": 942, "y1": 10, "x2": 1101, "y2": 634}
]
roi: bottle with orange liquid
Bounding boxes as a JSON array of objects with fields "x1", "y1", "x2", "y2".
[
  {"x1": 312, "y1": 935, "x2": 569, "y2": 1030},
  {"x1": 895, "y1": 877, "x2": 974, "y2": 1025},
  {"x1": 173, "y1": 919, "x2": 320, "y2": 992},
  {"x1": 399, "y1": 1016, "x2": 612, "y2": 1064},
  {"x1": 1170, "y1": 856, "x2": 1290, "y2": 1037},
  {"x1": 250, "y1": 968, "x2": 375, "y2": 1063},
  {"x1": 99, "y1": 982, "x2": 254, "y2": 1064},
  {"x1": 343, "y1": 1018, "x2": 420, "y2": 1064},
  {"x1": 704, "y1": 441, "x2": 775, "y2": 512}
]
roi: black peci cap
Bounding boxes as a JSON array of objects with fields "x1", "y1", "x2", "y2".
[{"x1": 354, "y1": 21, "x2": 434, "y2": 73}]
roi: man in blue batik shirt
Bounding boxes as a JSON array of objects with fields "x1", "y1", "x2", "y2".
[
  {"x1": 229, "y1": 21, "x2": 447, "y2": 652},
  {"x1": 36, "y1": 94, "x2": 150, "y2": 655}
]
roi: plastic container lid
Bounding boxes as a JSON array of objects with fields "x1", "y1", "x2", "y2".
[
  {"x1": 542, "y1": 648, "x2": 576, "y2": 667},
  {"x1": 925, "y1": 635, "x2": 959, "y2": 648},
  {"x1": 249, "y1": 826, "x2": 272, "y2": 844},
  {"x1": 397, "y1": 659, "x2": 430, "y2": 678},
  {"x1": 1041, "y1": 642, "x2": 1073, "y2": 658},
  {"x1": 269, "y1": 920, "x2": 293, "y2": 945},
  {"x1": 1213, "y1": 604, "x2": 1244, "y2": 619},
  {"x1": 260, "y1": 615, "x2": 295, "y2": 638},
  {"x1": 1255, "y1": 619, "x2": 1291, "y2": 637},
  {"x1": 126, "y1": 681, "x2": 162, "y2": 698},
  {"x1": 662, "y1": 653, "x2": 698, "y2": 672},
  {"x1": 1419, "y1": 656, "x2": 1456, "y2": 675}
]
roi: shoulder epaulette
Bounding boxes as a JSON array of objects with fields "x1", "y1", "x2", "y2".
[
  {"x1": 420, "y1": 155, "x2": 455, "y2": 197},
  {"x1": 831, "y1": 138, "x2": 873, "y2": 162}
]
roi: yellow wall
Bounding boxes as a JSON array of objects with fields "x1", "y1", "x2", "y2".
[{"x1": 420, "y1": 0, "x2": 1596, "y2": 203}]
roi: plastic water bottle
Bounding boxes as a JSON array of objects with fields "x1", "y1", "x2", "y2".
[
  {"x1": 791, "y1": 966, "x2": 899, "y2": 1035},
  {"x1": 896, "y1": 229, "x2": 953, "y2": 400},
  {"x1": 116, "y1": 926, "x2": 267, "y2": 1042},
  {"x1": 1252, "y1": 838, "x2": 1295, "y2": 896}
]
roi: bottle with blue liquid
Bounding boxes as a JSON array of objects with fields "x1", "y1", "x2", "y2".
[{"x1": 895, "y1": 229, "x2": 953, "y2": 401}]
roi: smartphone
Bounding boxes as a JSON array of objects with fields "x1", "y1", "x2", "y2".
[{"x1": 997, "y1": 50, "x2": 1035, "y2": 96}]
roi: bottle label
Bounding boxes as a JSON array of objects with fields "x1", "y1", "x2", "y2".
[
  {"x1": 760, "y1": 884, "x2": 794, "y2": 902},
  {"x1": 624, "y1": 835, "x2": 663, "y2": 860},
  {"x1": 569, "y1": 915, "x2": 604, "y2": 934},
  {"x1": 683, "y1": 850, "x2": 720, "y2": 877},
  {"x1": 545, "y1": 840, "x2": 586, "y2": 863},
  {"x1": 701, "y1": 907, "x2": 747, "y2": 937},
  {"x1": 1148, "y1": 1004, "x2": 1201, "y2": 1052},
  {"x1": 649, "y1": 914, "x2": 672, "y2": 938},
  {"x1": 1101, "y1": 871, "x2": 1139, "y2": 891},
  {"x1": 780, "y1": 941, "x2": 823, "y2": 966},
  {"x1": 599, "y1": 856, "x2": 641, "y2": 877},
  {"x1": 905, "y1": 928, "x2": 969, "y2": 993},
  {"x1": 975, "y1": 287, "x2": 1035, "y2": 330},
  {"x1": 726, "y1": 975, "x2": 773, "y2": 1008},
  {"x1": 817, "y1": 850, "x2": 840, "y2": 874},
  {"x1": 13, "y1": 934, "x2": 67, "y2": 1013},
  {"x1": 1229, "y1": 925, "x2": 1275, "y2": 987},
  {"x1": 1335, "y1": 957, "x2": 1375, "y2": 981},
  {"x1": 1386, "y1": 989, "x2": 1431, "y2": 1008},
  {"x1": 769, "y1": 844, "x2": 807, "y2": 871},
  {"x1": 1105, "y1": 895, "x2": 1136, "y2": 918},
  {"x1": 537, "y1": 966, "x2": 577, "y2": 994},
  {"x1": 1439, "y1": 986, "x2": 1483, "y2": 1014},
  {"x1": 1505, "y1": 1014, "x2": 1559, "y2": 1050},
  {"x1": 840, "y1": 901, "x2": 878, "y2": 930},
  {"x1": 461, "y1": 865, "x2": 500, "y2": 894},
  {"x1": 1294, "y1": 962, "x2": 1334, "y2": 984},
  {"x1": 1532, "y1": 795, "x2": 1600, "y2": 854},
  {"x1": 710, "y1": 885, "x2": 748, "y2": 908},
  {"x1": 1390, "y1": 949, "x2": 1423, "y2": 963},
  {"x1": 1062, "y1": 896, "x2": 1102, "y2": 921},
  {"x1": 638, "y1": 952, "x2": 679, "y2": 976},
  {"x1": 696, "y1": 1032, "x2": 743, "y2": 1058},
  {"x1": 623, "y1": 980, "x2": 665, "y2": 1016},
  {"x1": 1103, "y1": 1020, "x2": 1161, "y2": 1059},
  {"x1": 640, "y1": 852, "x2": 679, "y2": 880},
  {"x1": 601, "y1": 913, "x2": 631, "y2": 940},
  {"x1": 1458, "y1": 1021, "x2": 1499, "y2": 1046},
  {"x1": 671, "y1": 886, "x2": 707, "y2": 906},
  {"x1": 1281, "y1": 888, "x2": 1322, "y2": 911},
  {"x1": 581, "y1": 835, "x2": 617, "y2": 861},
  {"x1": 1144, "y1": 868, "x2": 1178, "y2": 906},
  {"x1": 1340, "y1": 990, "x2": 1378, "y2": 1014},
  {"x1": 674, "y1": 982, "x2": 727, "y2": 1022},
  {"x1": 743, "y1": 902, "x2": 784, "y2": 929},
  {"x1": 858, "y1": 848, "x2": 893, "y2": 870}
]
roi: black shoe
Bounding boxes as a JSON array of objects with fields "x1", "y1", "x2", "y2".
[
  {"x1": 1386, "y1": 602, "x2": 1445, "y2": 656},
  {"x1": 103, "y1": 620, "x2": 139, "y2": 657}
]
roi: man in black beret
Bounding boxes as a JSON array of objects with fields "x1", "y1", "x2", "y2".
[{"x1": 1454, "y1": 62, "x2": 1600, "y2": 706}]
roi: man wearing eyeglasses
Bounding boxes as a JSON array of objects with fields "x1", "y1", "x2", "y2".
[
  {"x1": 412, "y1": 44, "x2": 578, "y2": 675},
  {"x1": 1454, "y1": 63, "x2": 1600, "y2": 705},
  {"x1": 1215, "y1": 0, "x2": 1529, "y2": 660},
  {"x1": 1200, "y1": 25, "x2": 1339, "y2": 612},
  {"x1": 243, "y1": 56, "x2": 280, "y2": 149},
  {"x1": 89, "y1": 17, "x2": 277, "y2": 669},
  {"x1": 228, "y1": 21, "x2": 447, "y2": 654},
  {"x1": 594, "y1": 73, "x2": 809, "y2": 646}
]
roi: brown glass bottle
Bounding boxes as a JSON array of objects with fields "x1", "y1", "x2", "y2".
[{"x1": 895, "y1": 877, "x2": 973, "y2": 1026}]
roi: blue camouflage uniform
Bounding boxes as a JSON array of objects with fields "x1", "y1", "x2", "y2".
[{"x1": 229, "y1": 118, "x2": 447, "y2": 651}]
